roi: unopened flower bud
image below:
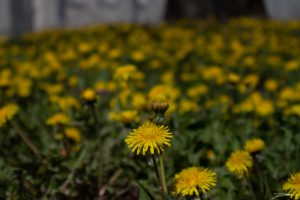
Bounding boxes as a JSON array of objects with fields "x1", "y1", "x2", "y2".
[
  {"x1": 151, "y1": 101, "x2": 169, "y2": 114},
  {"x1": 81, "y1": 88, "x2": 97, "y2": 103}
]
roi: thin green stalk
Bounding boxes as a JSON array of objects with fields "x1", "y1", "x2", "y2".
[
  {"x1": 59, "y1": 148, "x2": 87, "y2": 193},
  {"x1": 89, "y1": 104, "x2": 105, "y2": 198},
  {"x1": 159, "y1": 155, "x2": 168, "y2": 194},
  {"x1": 90, "y1": 104, "x2": 101, "y2": 131},
  {"x1": 253, "y1": 156, "x2": 265, "y2": 199},
  {"x1": 247, "y1": 178, "x2": 256, "y2": 200},
  {"x1": 13, "y1": 124, "x2": 41, "y2": 160},
  {"x1": 152, "y1": 155, "x2": 167, "y2": 200}
]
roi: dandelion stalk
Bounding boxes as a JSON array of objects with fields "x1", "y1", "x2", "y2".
[
  {"x1": 16, "y1": 129, "x2": 41, "y2": 159},
  {"x1": 10, "y1": 120, "x2": 42, "y2": 160},
  {"x1": 159, "y1": 155, "x2": 168, "y2": 194},
  {"x1": 59, "y1": 147, "x2": 87, "y2": 193},
  {"x1": 90, "y1": 110, "x2": 105, "y2": 197},
  {"x1": 152, "y1": 155, "x2": 168, "y2": 200},
  {"x1": 90, "y1": 104, "x2": 101, "y2": 131},
  {"x1": 246, "y1": 178, "x2": 256, "y2": 200}
]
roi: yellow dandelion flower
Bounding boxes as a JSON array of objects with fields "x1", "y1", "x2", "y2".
[
  {"x1": 119, "y1": 110, "x2": 139, "y2": 124},
  {"x1": 244, "y1": 138, "x2": 265, "y2": 153},
  {"x1": 179, "y1": 99, "x2": 200, "y2": 114},
  {"x1": 286, "y1": 60, "x2": 299, "y2": 71},
  {"x1": 114, "y1": 64, "x2": 137, "y2": 82},
  {"x1": 108, "y1": 110, "x2": 139, "y2": 124},
  {"x1": 228, "y1": 72, "x2": 240, "y2": 83},
  {"x1": 187, "y1": 84, "x2": 208, "y2": 100},
  {"x1": 226, "y1": 150, "x2": 253, "y2": 178},
  {"x1": 283, "y1": 172, "x2": 300, "y2": 200},
  {"x1": 50, "y1": 95, "x2": 80, "y2": 110},
  {"x1": 0, "y1": 103, "x2": 19, "y2": 127},
  {"x1": 148, "y1": 84, "x2": 180, "y2": 104},
  {"x1": 255, "y1": 100, "x2": 274, "y2": 116},
  {"x1": 125, "y1": 121, "x2": 173, "y2": 155},
  {"x1": 132, "y1": 92, "x2": 146, "y2": 110},
  {"x1": 65, "y1": 128, "x2": 81, "y2": 143},
  {"x1": 46, "y1": 113, "x2": 69, "y2": 126},
  {"x1": 264, "y1": 79, "x2": 278, "y2": 92},
  {"x1": 81, "y1": 88, "x2": 97, "y2": 102},
  {"x1": 173, "y1": 166, "x2": 217, "y2": 197},
  {"x1": 131, "y1": 51, "x2": 145, "y2": 62}
]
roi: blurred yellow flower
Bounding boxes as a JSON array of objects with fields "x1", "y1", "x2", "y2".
[
  {"x1": 228, "y1": 72, "x2": 241, "y2": 83},
  {"x1": 264, "y1": 79, "x2": 278, "y2": 92},
  {"x1": 81, "y1": 88, "x2": 97, "y2": 102},
  {"x1": 94, "y1": 81, "x2": 116, "y2": 92},
  {"x1": 132, "y1": 92, "x2": 146, "y2": 110},
  {"x1": 173, "y1": 166, "x2": 217, "y2": 197},
  {"x1": 243, "y1": 74, "x2": 259, "y2": 88},
  {"x1": 283, "y1": 172, "x2": 300, "y2": 200},
  {"x1": 65, "y1": 128, "x2": 81, "y2": 143},
  {"x1": 109, "y1": 110, "x2": 139, "y2": 125},
  {"x1": 78, "y1": 42, "x2": 92, "y2": 53},
  {"x1": 148, "y1": 84, "x2": 180, "y2": 102},
  {"x1": 10, "y1": 77, "x2": 32, "y2": 97},
  {"x1": 125, "y1": 121, "x2": 173, "y2": 155},
  {"x1": 68, "y1": 76, "x2": 78, "y2": 87},
  {"x1": 226, "y1": 150, "x2": 253, "y2": 178},
  {"x1": 0, "y1": 69, "x2": 11, "y2": 88},
  {"x1": 280, "y1": 87, "x2": 296, "y2": 101},
  {"x1": 40, "y1": 83, "x2": 64, "y2": 96},
  {"x1": 244, "y1": 138, "x2": 265, "y2": 153},
  {"x1": 255, "y1": 100, "x2": 274, "y2": 116},
  {"x1": 114, "y1": 64, "x2": 137, "y2": 82},
  {"x1": 120, "y1": 110, "x2": 139, "y2": 124},
  {"x1": 0, "y1": 103, "x2": 19, "y2": 127},
  {"x1": 179, "y1": 99, "x2": 200, "y2": 114},
  {"x1": 187, "y1": 84, "x2": 208, "y2": 100},
  {"x1": 46, "y1": 113, "x2": 69, "y2": 126},
  {"x1": 284, "y1": 105, "x2": 300, "y2": 116},
  {"x1": 202, "y1": 66, "x2": 225, "y2": 84},
  {"x1": 131, "y1": 51, "x2": 145, "y2": 62},
  {"x1": 50, "y1": 96, "x2": 80, "y2": 110},
  {"x1": 286, "y1": 60, "x2": 299, "y2": 71}
]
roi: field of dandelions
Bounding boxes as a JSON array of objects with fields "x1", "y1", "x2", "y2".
[{"x1": 1, "y1": 18, "x2": 300, "y2": 200}]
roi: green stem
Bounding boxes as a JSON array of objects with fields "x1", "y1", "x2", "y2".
[
  {"x1": 152, "y1": 155, "x2": 167, "y2": 200},
  {"x1": 159, "y1": 155, "x2": 168, "y2": 194},
  {"x1": 59, "y1": 148, "x2": 87, "y2": 193},
  {"x1": 16, "y1": 127, "x2": 41, "y2": 160},
  {"x1": 90, "y1": 104, "x2": 101, "y2": 132},
  {"x1": 247, "y1": 178, "x2": 256, "y2": 200}
]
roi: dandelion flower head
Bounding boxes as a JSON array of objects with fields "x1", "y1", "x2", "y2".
[
  {"x1": 114, "y1": 65, "x2": 137, "y2": 82},
  {"x1": 173, "y1": 166, "x2": 217, "y2": 197},
  {"x1": 81, "y1": 88, "x2": 96, "y2": 102},
  {"x1": 0, "y1": 103, "x2": 19, "y2": 127},
  {"x1": 65, "y1": 128, "x2": 81, "y2": 143},
  {"x1": 283, "y1": 172, "x2": 300, "y2": 200},
  {"x1": 244, "y1": 138, "x2": 265, "y2": 153},
  {"x1": 46, "y1": 113, "x2": 70, "y2": 126},
  {"x1": 125, "y1": 121, "x2": 173, "y2": 155},
  {"x1": 226, "y1": 150, "x2": 253, "y2": 178}
]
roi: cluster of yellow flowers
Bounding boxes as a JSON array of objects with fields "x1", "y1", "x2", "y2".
[
  {"x1": 226, "y1": 138, "x2": 265, "y2": 178},
  {"x1": 125, "y1": 106, "x2": 217, "y2": 198},
  {"x1": 1, "y1": 18, "x2": 300, "y2": 199}
]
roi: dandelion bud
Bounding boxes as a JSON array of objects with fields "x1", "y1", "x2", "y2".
[
  {"x1": 81, "y1": 88, "x2": 97, "y2": 103},
  {"x1": 151, "y1": 101, "x2": 169, "y2": 114}
]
